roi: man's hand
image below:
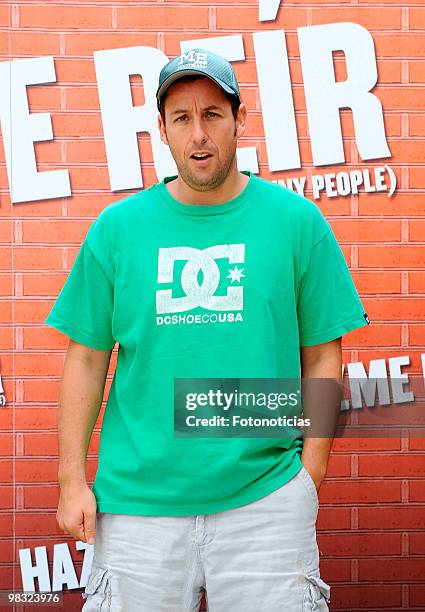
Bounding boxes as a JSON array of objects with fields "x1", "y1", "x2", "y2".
[
  {"x1": 56, "y1": 481, "x2": 97, "y2": 545},
  {"x1": 302, "y1": 461, "x2": 327, "y2": 493},
  {"x1": 300, "y1": 337, "x2": 343, "y2": 495}
]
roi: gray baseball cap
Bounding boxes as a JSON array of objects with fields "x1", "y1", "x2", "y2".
[{"x1": 156, "y1": 48, "x2": 241, "y2": 111}]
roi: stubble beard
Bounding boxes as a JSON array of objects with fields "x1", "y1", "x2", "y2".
[
  {"x1": 169, "y1": 126, "x2": 238, "y2": 193},
  {"x1": 178, "y1": 148, "x2": 236, "y2": 192}
]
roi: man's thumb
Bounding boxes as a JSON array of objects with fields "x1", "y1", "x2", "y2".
[{"x1": 84, "y1": 513, "x2": 96, "y2": 544}]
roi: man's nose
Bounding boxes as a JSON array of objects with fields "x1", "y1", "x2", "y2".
[{"x1": 191, "y1": 116, "x2": 208, "y2": 143}]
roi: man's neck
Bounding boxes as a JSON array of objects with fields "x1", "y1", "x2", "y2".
[{"x1": 166, "y1": 169, "x2": 249, "y2": 206}]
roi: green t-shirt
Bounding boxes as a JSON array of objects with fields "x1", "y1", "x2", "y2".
[{"x1": 45, "y1": 170, "x2": 369, "y2": 516}]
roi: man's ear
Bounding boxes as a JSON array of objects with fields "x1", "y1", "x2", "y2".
[
  {"x1": 158, "y1": 113, "x2": 169, "y2": 146},
  {"x1": 235, "y1": 103, "x2": 247, "y2": 140}
]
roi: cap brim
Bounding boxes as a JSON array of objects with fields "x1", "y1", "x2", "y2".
[{"x1": 156, "y1": 70, "x2": 237, "y2": 110}]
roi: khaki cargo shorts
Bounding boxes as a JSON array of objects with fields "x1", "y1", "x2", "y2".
[{"x1": 82, "y1": 465, "x2": 330, "y2": 611}]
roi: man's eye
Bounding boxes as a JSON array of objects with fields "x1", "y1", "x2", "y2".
[
  {"x1": 207, "y1": 111, "x2": 218, "y2": 117},
  {"x1": 175, "y1": 115, "x2": 187, "y2": 122}
]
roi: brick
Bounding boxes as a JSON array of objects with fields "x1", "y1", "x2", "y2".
[
  {"x1": 324, "y1": 454, "x2": 351, "y2": 477},
  {"x1": 409, "y1": 219, "x2": 425, "y2": 241},
  {"x1": 15, "y1": 459, "x2": 59, "y2": 483},
  {"x1": 332, "y1": 438, "x2": 401, "y2": 452},
  {"x1": 0, "y1": 537, "x2": 13, "y2": 563},
  {"x1": 0, "y1": 513, "x2": 13, "y2": 537},
  {"x1": 0, "y1": 300, "x2": 12, "y2": 323},
  {"x1": 15, "y1": 511, "x2": 61, "y2": 537},
  {"x1": 319, "y1": 531, "x2": 401, "y2": 557},
  {"x1": 52, "y1": 111, "x2": 103, "y2": 137},
  {"x1": 8, "y1": 31, "x2": 61, "y2": 55},
  {"x1": 359, "y1": 192, "x2": 425, "y2": 216},
  {"x1": 0, "y1": 272, "x2": 13, "y2": 298},
  {"x1": 359, "y1": 246, "x2": 425, "y2": 268},
  {"x1": 410, "y1": 8, "x2": 425, "y2": 30},
  {"x1": 331, "y1": 219, "x2": 401, "y2": 243},
  {"x1": 409, "y1": 114, "x2": 425, "y2": 136},
  {"x1": 311, "y1": 8, "x2": 402, "y2": 30},
  {"x1": 378, "y1": 87, "x2": 425, "y2": 110},
  {"x1": 0, "y1": 433, "x2": 13, "y2": 456},
  {"x1": 411, "y1": 585, "x2": 425, "y2": 607},
  {"x1": 15, "y1": 301, "x2": 60, "y2": 325},
  {"x1": 66, "y1": 193, "x2": 119, "y2": 217},
  {"x1": 359, "y1": 506, "x2": 425, "y2": 529},
  {"x1": 0, "y1": 247, "x2": 12, "y2": 270},
  {"x1": 317, "y1": 507, "x2": 351, "y2": 531},
  {"x1": 13, "y1": 247, "x2": 64, "y2": 271},
  {"x1": 410, "y1": 60, "x2": 425, "y2": 83},
  {"x1": 331, "y1": 584, "x2": 402, "y2": 608},
  {"x1": 65, "y1": 87, "x2": 101, "y2": 112},
  {"x1": 24, "y1": 484, "x2": 59, "y2": 509},
  {"x1": 23, "y1": 433, "x2": 59, "y2": 456},
  {"x1": 1, "y1": 566, "x2": 13, "y2": 591},
  {"x1": 359, "y1": 558, "x2": 425, "y2": 581},
  {"x1": 12, "y1": 199, "x2": 63, "y2": 217},
  {"x1": 15, "y1": 407, "x2": 58, "y2": 430},
  {"x1": 65, "y1": 32, "x2": 156, "y2": 56},
  {"x1": 23, "y1": 273, "x2": 67, "y2": 298},
  {"x1": 409, "y1": 434, "x2": 425, "y2": 450},
  {"x1": 358, "y1": 454, "x2": 425, "y2": 476},
  {"x1": 0, "y1": 408, "x2": 15, "y2": 430},
  {"x1": 22, "y1": 379, "x2": 61, "y2": 403},
  {"x1": 0, "y1": 483, "x2": 12, "y2": 510},
  {"x1": 0, "y1": 4, "x2": 9, "y2": 28},
  {"x1": 0, "y1": 326, "x2": 13, "y2": 350},
  {"x1": 65, "y1": 166, "x2": 112, "y2": 190},
  {"x1": 410, "y1": 480, "x2": 425, "y2": 502},
  {"x1": 65, "y1": 140, "x2": 108, "y2": 163},
  {"x1": 22, "y1": 220, "x2": 90, "y2": 244},
  {"x1": 409, "y1": 531, "x2": 425, "y2": 555},
  {"x1": 19, "y1": 5, "x2": 112, "y2": 29},
  {"x1": 118, "y1": 7, "x2": 209, "y2": 30},
  {"x1": 410, "y1": 166, "x2": 425, "y2": 188},
  {"x1": 374, "y1": 33, "x2": 425, "y2": 57},
  {"x1": 355, "y1": 298, "x2": 423, "y2": 321},
  {"x1": 55, "y1": 58, "x2": 97, "y2": 84},
  {"x1": 319, "y1": 558, "x2": 351, "y2": 582},
  {"x1": 389, "y1": 140, "x2": 425, "y2": 162},
  {"x1": 351, "y1": 271, "x2": 401, "y2": 295},
  {"x1": 409, "y1": 325, "x2": 425, "y2": 346},
  {"x1": 319, "y1": 479, "x2": 401, "y2": 503},
  {"x1": 30, "y1": 140, "x2": 63, "y2": 165},
  {"x1": 216, "y1": 7, "x2": 306, "y2": 30},
  {"x1": 0, "y1": 219, "x2": 12, "y2": 242}
]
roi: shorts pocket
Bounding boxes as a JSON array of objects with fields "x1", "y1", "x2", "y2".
[
  {"x1": 82, "y1": 565, "x2": 112, "y2": 611},
  {"x1": 300, "y1": 465, "x2": 319, "y2": 510},
  {"x1": 303, "y1": 571, "x2": 331, "y2": 611}
]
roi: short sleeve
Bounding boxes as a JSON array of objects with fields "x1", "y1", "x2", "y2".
[
  {"x1": 297, "y1": 228, "x2": 370, "y2": 347},
  {"x1": 45, "y1": 240, "x2": 115, "y2": 351}
]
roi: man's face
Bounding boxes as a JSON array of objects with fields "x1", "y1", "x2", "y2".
[{"x1": 158, "y1": 76, "x2": 246, "y2": 192}]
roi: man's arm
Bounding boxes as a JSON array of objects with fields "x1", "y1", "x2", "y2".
[
  {"x1": 300, "y1": 337, "x2": 342, "y2": 493},
  {"x1": 56, "y1": 338, "x2": 112, "y2": 544}
]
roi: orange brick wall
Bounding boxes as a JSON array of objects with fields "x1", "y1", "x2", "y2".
[{"x1": 0, "y1": 2, "x2": 424, "y2": 610}]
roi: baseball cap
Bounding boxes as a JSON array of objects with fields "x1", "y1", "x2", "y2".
[{"x1": 156, "y1": 48, "x2": 241, "y2": 112}]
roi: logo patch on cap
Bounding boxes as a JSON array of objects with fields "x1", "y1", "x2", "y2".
[{"x1": 177, "y1": 50, "x2": 208, "y2": 70}]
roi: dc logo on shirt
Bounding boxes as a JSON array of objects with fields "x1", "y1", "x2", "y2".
[{"x1": 156, "y1": 244, "x2": 245, "y2": 317}]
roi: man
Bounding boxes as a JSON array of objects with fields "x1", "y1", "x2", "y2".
[{"x1": 46, "y1": 48, "x2": 370, "y2": 611}]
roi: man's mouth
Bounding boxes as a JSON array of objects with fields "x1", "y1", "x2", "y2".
[{"x1": 190, "y1": 152, "x2": 213, "y2": 162}]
